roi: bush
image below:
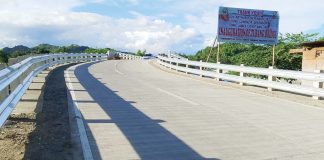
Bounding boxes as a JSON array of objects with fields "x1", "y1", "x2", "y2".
[{"x1": 184, "y1": 32, "x2": 321, "y2": 70}]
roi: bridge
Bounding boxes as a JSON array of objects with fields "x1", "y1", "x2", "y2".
[{"x1": 1, "y1": 53, "x2": 324, "y2": 160}]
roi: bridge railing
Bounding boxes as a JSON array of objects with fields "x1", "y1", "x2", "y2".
[
  {"x1": 117, "y1": 52, "x2": 143, "y2": 60},
  {"x1": 158, "y1": 56, "x2": 324, "y2": 99},
  {"x1": 0, "y1": 53, "x2": 107, "y2": 127},
  {"x1": 169, "y1": 53, "x2": 187, "y2": 60}
]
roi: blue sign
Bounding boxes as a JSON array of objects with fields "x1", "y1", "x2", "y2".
[{"x1": 218, "y1": 7, "x2": 279, "y2": 45}]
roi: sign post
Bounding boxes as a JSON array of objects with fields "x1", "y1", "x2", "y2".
[
  {"x1": 217, "y1": 7, "x2": 279, "y2": 65},
  {"x1": 206, "y1": 36, "x2": 218, "y2": 62},
  {"x1": 272, "y1": 45, "x2": 275, "y2": 67},
  {"x1": 217, "y1": 41, "x2": 220, "y2": 63}
]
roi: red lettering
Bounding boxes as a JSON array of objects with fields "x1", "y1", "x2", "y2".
[{"x1": 219, "y1": 27, "x2": 277, "y2": 38}]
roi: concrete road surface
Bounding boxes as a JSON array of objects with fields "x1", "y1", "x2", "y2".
[{"x1": 65, "y1": 60, "x2": 324, "y2": 160}]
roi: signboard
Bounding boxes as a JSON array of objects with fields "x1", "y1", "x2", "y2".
[{"x1": 218, "y1": 7, "x2": 279, "y2": 45}]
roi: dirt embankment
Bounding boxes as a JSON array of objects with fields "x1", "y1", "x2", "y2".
[
  {"x1": 0, "y1": 114, "x2": 36, "y2": 160},
  {"x1": 0, "y1": 64, "x2": 76, "y2": 160}
]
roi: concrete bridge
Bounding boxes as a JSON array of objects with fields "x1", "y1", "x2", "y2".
[
  {"x1": 1, "y1": 53, "x2": 324, "y2": 159},
  {"x1": 64, "y1": 59, "x2": 324, "y2": 160}
]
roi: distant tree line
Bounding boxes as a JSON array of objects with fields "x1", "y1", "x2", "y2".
[
  {"x1": 181, "y1": 32, "x2": 324, "y2": 70},
  {"x1": 0, "y1": 44, "x2": 111, "y2": 63}
]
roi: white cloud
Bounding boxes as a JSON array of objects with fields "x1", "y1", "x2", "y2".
[
  {"x1": 174, "y1": 0, "x2": 324, "y2": 47},
  {"x1": 0, "y1": 0, "x2": 323, "y2": 54},
  {"x1": 0, "y1": 0, "x2": 200, "y2": 53},
  {"x1": 0, "y1": 0, "x2": 83, "y2": 12},
  {"x1": 180, "y1": 0, "x2": 324, "y2": 34}
]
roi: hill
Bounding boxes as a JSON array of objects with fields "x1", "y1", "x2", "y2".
[{"x1": 0, "y1": 44, "x2": 110, "y2": 63}]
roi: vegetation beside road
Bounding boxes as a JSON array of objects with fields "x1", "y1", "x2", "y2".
[
  {"x1": 0, "y1": 44, "x2": 111, "y2": 63},
  {"x1": 182, "y1": 32, "x2": 324, "y2": 70},
  {"x1": 135, "y1": 49, "x2": 147, "y2": 57},
  {"x1": 1, "y1": 32, "x2": 324, "y2": 70}
]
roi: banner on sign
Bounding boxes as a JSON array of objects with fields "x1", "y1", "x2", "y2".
[{"x1": 218, "y1": 7, "x2": 279, "y2": 45}]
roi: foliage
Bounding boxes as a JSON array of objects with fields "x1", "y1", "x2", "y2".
[
  {"x1": 2, "y1": 45, "x2": 30, "y2": 56},
  {"x1": 84, "y1": 48, "x2": 110, "y2": 54},
  {"x1": 0, "y1": 44, "x2": 113, "y2": 64},
  {"x1": 136, "y1": 49, "x2": 146, "y2": 57},
  {"x1": 318, "y1": 37, "x2": 324, "y2": 41},
  {"x1": 185, "y1": 32, "x2": 321, "y2": 70},
  {"x1": 0, "y1": 50, "x2": 8, "y2": 63}
]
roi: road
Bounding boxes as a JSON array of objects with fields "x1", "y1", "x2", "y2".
[{"x1": 65, "y1": 60, "x2": 324, "y2": 160}]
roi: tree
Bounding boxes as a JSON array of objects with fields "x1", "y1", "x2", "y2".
[
  {"x1": 0, "y1": 50, "x2": 8, "y2": 63},
  {"x1": 84, "y1": 48, "x2": 109, "y2": 54},
  {"x1": 318, "y1": 37, "x2": 324, "y2": 41},
  {"x1": 136, "y1": 49, "x2": 146, "y2": 57},
  {"x1": 35, "y1": 47, "x2": 50, "y2": 54},
  {"x1": 186, "y1": 32, "x2": 319, "y2": 70}
]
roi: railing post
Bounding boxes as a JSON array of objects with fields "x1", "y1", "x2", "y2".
[
  {"x1": 185, "y1": 63, "x2": 189, "y2": 74},
  {"x1": 57, "y1": 57, "x2": 61, "y2": 64},
  {"x1": 64, "y1": 56, "x2": 67, "y2": 63},
  {"x1": 216, "y1": 62, "x2": 222, "y2": 81},
  {"x1": 268, "y1": 66, "x2": 276, "y2": 91},
  {"x1": 239, "y1": 64, "x2": 246, "y2": 86},
  {"x1": 76, "y1": 55, "x2": 80, "y2": 62},
  {"x1": 313, "y1": 70, "x2": 323, "y2": 100},
  {"x1": 199, "y1": 60, "x2": 203, "y2": 77},
  {"x1": 83, "y1": 55, "x2": 86, "y2": 62},
  {"x1": 56, "y1": 55, "x2": 59, "y2": 64}
]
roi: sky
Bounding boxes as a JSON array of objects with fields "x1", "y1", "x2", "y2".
[{"x1": 0, "y1": 0, "x2": 324, "y2": 54}]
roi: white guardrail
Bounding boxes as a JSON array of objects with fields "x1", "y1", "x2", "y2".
[
  {"x1": 0, "y1": 53, "x2": 107, "y2": 127},
  {"x1": 117, "y1": 52, "x2": 143, "y2": 60},
  {"x1": 158, "y1": 56, "x2": 324, "y2": 99}
]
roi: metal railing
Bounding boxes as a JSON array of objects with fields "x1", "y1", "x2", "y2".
[
  {"x1": 0, "y1": 53, "x2": 107, "y2": 127},
  {"x1": 169, "y1": 53, "x2": 187, "y2": 60},
  {"x1": 117, "y1": 52, "x2": 143, "y2": 60},
  {"x1": 158, "y1": 56, "x2": 324, "y2": 99}
]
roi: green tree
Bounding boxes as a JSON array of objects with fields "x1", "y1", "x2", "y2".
[
  {"x1": 186, "y1": 32, "x2": 319, "y2": 70},
  {"x1": 36, "y1": 47, "x2": 50, "y2": 54},
  {"x1": 84, "y1": 48, "x2": 109, "y2": 54},
  {"x1": 318, "y1": 37, "x2": 324, "y2": 41},
  {"x1": 0, "y1": 50, "x2": 8, "y2": 63},
  {"x1": 136, "y1": 49, "x2": 146, "y2": 57}
]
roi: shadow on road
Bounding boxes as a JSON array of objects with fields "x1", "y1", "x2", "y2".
[
  {"x1": 72, "y1": 62, "x2": 220, "y2": 160},
  {"x1": 24, "y1": 64, "x2": 76, "y2": 160}
]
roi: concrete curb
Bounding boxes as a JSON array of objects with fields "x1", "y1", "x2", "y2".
[{"x1": 65, "y1": 63, "x2": 94, "y2": 160}]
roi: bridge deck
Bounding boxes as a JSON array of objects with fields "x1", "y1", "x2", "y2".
[{"x1": 65, "y1": 60, "x2": 324, "y2": 160}]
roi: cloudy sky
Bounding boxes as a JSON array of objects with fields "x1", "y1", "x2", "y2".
[{"x1": 0, "y1": 0, "x2": 323, "y2": 54}]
